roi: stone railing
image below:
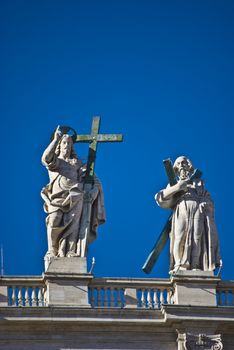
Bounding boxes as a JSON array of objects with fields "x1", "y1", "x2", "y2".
[
  {"x1": 217, "y1": 281, "x2": 234, "y2": 306},
  {"x1": 0, "y1": 276, "x2": 46, "y2": 307},
  {"x1": 1, "y1": 276, "x2": 234, "y2": 308},
  {"x1": 89, "y1": 277, "x2": 174, "y2": 309},
  {"x1": 0, "y1": 276, "x2": 174, "y2": 308}
]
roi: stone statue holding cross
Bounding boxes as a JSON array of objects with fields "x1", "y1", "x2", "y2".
[
  {"x1": 143, "y1": 156, "x2": 221, "y2": 275},
  {"x1": 156, "y1": 156, "x2": 221, "y2": 274},
  {"x1": 41, "y1": 118, "x2": 122, "y2": 260}
]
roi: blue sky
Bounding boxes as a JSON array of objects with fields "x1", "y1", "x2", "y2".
[{"x1": 0, "y1": 0, "x2": 233, "y2": 279}]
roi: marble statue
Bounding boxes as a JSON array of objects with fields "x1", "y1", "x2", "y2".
[
  {"x1": 41, "y1": 126, "x2": 105, "y2": 259},
  {"x1": 156, "y1": 156, "x2": 221, "y2": 273}
]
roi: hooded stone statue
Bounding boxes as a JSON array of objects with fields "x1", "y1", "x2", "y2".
[{"x1": 156, "y1": 156, "x2": 221, "y2": 273}]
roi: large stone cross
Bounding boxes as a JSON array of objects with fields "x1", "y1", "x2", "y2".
[{"x1": 75, "y1": 116, "x2": 123, "y2": 183}]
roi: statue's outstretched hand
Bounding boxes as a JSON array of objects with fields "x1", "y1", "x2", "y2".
[{"x1": 54, "y1": 125, "x2": 63, "y2": 141}]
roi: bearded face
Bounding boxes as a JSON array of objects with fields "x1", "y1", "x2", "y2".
[
  {"x1": 60, "y1": 135, "x2": 72, "y2": 158},
  {"x1": 174, "y1": 156, "x2": 193, "y2": 180}
]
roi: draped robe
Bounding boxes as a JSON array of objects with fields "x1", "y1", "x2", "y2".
[{"x1": 156, "y1": 179, "x2": 221, "y2": 271}]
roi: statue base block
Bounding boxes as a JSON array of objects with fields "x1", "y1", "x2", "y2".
[
  {"x1": 43, "y1": 257, "x2": 93, "y2": 307},
  {"x1": 45, "y1": 256, "x2": 88, "y2": 274},
  {"x1": 171, "y1": 270, "x2": 220, "y2": 306}
]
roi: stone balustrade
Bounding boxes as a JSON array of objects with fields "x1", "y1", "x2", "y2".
[
  {"x1": 217, "y1": 281, "x2": 234, "y2": 306},
  {"x1": 1, "y1": 276, "x2": 234, "y2": 308},
  {"x1": 0, "y1": 276, "x2": 46, "y2": 307},
  {"x1": 89, "y1": 277, "x2": 174, "y2": 308}
]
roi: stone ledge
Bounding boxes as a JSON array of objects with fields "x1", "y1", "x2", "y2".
[
  {"x1": 45, "y1": 256, "x2": 88, "y2": 274},
  {"x1": 162, "y1": 304, "x2": 234, "y2": 322},
  {"x1": 0, "y1": 306, "x2": 164, "y2": 320},
  {"x1": 43, "y1": 273, "x2": 93, "y2": 280}
]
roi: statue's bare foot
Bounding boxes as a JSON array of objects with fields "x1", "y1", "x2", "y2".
[
  {"x1": 169, "y1": 263, "x2": 189, "y2": 275},
  {"x1": 66, "y1": 251, "x2": 78, "y2": 258},
  {"x1": 169, "y1": 265, "x2": 180, "y2": 275},
  {"x1": 46, "y1": 251, "x2": 57, "y2": 258}
]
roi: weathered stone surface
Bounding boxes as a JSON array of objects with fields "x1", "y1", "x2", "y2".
[
  {"x1": 156, "y1": 156, "x2": 221, "y2": 274},
  {"x1": 44, "y1": 257, "x2": 92, "y2": 307},
  {"x1": 0, "y1": 286, "x2": 7, "y2": 306},
  {"x1": 177, "y1": 332, "x2": 223, "y2": 350},
  {"x1": 173, "y1": 270, "x2": 214, "y2": 277},
  {"x1": 45, "y1": 256, "x2": 88, "y2": 274},
  {"x1": 171, "y1": 270, "x2": 220, "y2": 306},
  {"x1": 41, "y1": 127, "x2": 105, "y2": 260},
  {"x1": 1, "y1": 304, "x2": 234, "y2": 349},
  {"x1": 124, "y1": 288, "x2": 138, "y2": 308},
  {"x1": 44, "y1": 277, "x2": 92, "y2": 307}
]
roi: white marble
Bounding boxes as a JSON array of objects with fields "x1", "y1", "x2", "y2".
[
  {"x1": 41, "y1": 126, "x2": 105, "y2": 261},
  {"x1": 156, "y1": 156, "x2": 221, "y2": 273}
]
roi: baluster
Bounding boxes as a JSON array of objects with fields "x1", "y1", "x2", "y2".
[
  {"x1": 110, "y1": 287, "x2": 115, "y2": 307},
  {"x1": 217, "y1": 290, "x2": 221, "y2": 305},
  {"x1": 6, "y1": 287, "x2": 10, "y2": 306},
  {"x1": 18, "y1": 287, "x2": 22, "y2": 306},
  {"x1": 104, "y1": 288, "x2": 108, "y2": 307},
  {"x1": 41, "y1": 287, "x2": 46, "y2": 306},
  {"x1": 31, "y1": 287, "x2": 37, "y2": 306},
  {"x1": 90, "y1": 288, "x2": 95, "y2": 308},
  {"x1": 170, "y1": 289, "x2": 174, "y2": 304},
  {"x1": 11, "y1": 286, "x2": 16, "y2": 306},
  {"x1": 97, "y1": 288, "x2": 102, "y2": 307},
  {"x1": 225, "y1": 290, "x2": 229, "y2": 306},
  {"x1": 231, "y1": 290, "x2": 234, "y2": 306},
  {"x1": 43, "y1": 288, "x2": 47, "y2": 306},
  {"x1": 38, "y1": 287, "x2": 44, "y2": 306},
  {"x1": 166, "y1": 288, "x2": 172, "y2": 304},
  {"x1": 28, "y1": 287, "x2": 32, "y2": 306},
  {"x1": 25, "y1": 287, "x2": 29, "y2": 307},
  {"x1": 159, "y1": 289, "x2": 165, "y2": 306},
  {"x1": 135, "y1": 289, "x2": 140, "y2": 308},
  {"x1": 141, "y1": 289, "x2": 146, "y2": 308},
  {"x1": 116, "y1": 288, "x2": 122, "y2": 307},
  {"x1": 147, "y1": 289, "x2": 152, "y2": 309},
  {"x1": 153, "y1": 289, "x2": 159, "y2": 309}
]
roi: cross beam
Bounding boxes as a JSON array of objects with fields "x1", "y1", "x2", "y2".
[{"x1": 75, "y1": 116, "x2": 123, "y2": 183}]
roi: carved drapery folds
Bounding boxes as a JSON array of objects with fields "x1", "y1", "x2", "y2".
[{"x1": 177, "y1": 333, "x2": 223, "y2": 350}]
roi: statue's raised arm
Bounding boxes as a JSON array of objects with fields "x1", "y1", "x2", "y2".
[
  {"x1": 41, "y1": 126, "x2": 62, "y2": 168},
  {"x1": 41, "y1": 126, "x2": 105, "y2": 261}
]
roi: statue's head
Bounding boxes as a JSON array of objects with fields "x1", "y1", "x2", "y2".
[
  {"x1": 55, "y1": 134, "x2": 78, "y2": 159},
  {"x1": 173, "y1": 156, "x2": 194, "y2": 180}
]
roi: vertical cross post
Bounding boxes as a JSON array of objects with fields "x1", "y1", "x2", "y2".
[
  {"x1": 75, "y1": 116, "x2": 123, "y2": 184},
  {"x1": 84, "y1": 116, "x2": 101, "y2": 184},
  {"x1": 74, "y1": 116, "x2": 123, "y2": 257}
]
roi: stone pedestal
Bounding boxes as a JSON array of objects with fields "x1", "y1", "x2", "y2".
[
  {"x1": 43, "y1": 257, "x2": 93, "y2": 307},
  {"x1": 0, "y1": 285, "x2": 8, "y2": 306},
  {"x1": 45, "y1": 256, "x2": 88, "y2": 274},
  {"x1": 171, "y1": 270, "x2": 220, "y2": 306}
]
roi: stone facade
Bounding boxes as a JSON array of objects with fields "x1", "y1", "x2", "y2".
[{"x1": 0, "y1": 267, "x2": 234, "y2": 350}]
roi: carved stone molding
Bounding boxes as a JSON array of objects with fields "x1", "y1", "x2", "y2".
[{"x1": 177, "y1": 333, "x2": 223, "y2": 350}]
